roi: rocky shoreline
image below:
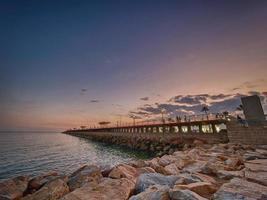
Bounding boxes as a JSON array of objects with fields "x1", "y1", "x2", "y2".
[{"x1": 1, "y1": 142, "x2": 267, "y2": 200}]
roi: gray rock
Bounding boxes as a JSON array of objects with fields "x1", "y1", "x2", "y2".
[
  {"x1": 213, "y1": 178, "x2": 267, "y2": 200},
  {"x1": 174, "y1": 174, "x2": 202, "y2": 185},
  {"x1": 129, "y1": 185, "x2": 170, "y2": 200},
  {"x1": 135, "y1": 173, "x2": 180, "y2": 193},
  {"x1": 169, "y1": 189, "x2": 207, "y2": 200},
  {"x1": 68, "y1": 165, "x2": 102, "y2": 191},
  {"x1": 0, "y1": 176, "x2": 29, "y2": 200}
]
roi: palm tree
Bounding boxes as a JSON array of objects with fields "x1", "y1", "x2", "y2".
[{"x1": 201, "y1": 105, "x2": 209, "y2": 120}]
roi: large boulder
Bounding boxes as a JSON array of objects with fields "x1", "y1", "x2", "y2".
[
  {"x1": 174, "y1": 182, "x2": 217, "y2": 198},
  {"x1": 135, "y1": 173, "x2": 180, "y2": 193},
  {"x1": 169, "y1": 189, "x2": 207, "y2": 200},
  {"x1": 213, "y1": 178, "x2": 267, "y2": 200},
  {"x1": 28, "y1": 171, "x2": 59, "y2": 192},
  {"x1": 22, "y1": 177, "x2": 69, "y2": 200},
  {"x1": 0, "y1": 176, "x2": 29, "y2": 200},
  {"x1": 108, "y1": 164, "x2": 138, "y2": 183},
  {"x1": 60, "y1": 178, "x2": 134, "y2": 200},
  {"x1": 68, "y1": 165, "x2": 102, "y2": 191},
  {"x1": 129, "y1": 185, "x2": 170, "y2": 200}
]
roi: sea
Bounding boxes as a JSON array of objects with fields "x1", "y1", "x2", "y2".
[{"x1": 0, "y1": 131, "x2": 151, "y2": 180}]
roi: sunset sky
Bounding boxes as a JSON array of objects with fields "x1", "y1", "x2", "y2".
[{"x1": 0, "y1": 0, "x2": 267, "y2": 131}]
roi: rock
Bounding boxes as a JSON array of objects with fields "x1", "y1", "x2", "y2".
[
  {"x1": 216, "y1": 170, "x2": 244, "y2": 180},
  {"x1": 0, "y1": 176, "x2": 29, "y2": 200},
  {"x1": 213, "y1": 178, "x2": 267, "y2": 200},
  {"x1": 174, "y1": 174, "x2": 201, "y2": 185},
  {"x1": 174, "y1": 182, "x2": 217, "y2": 198},
  {"x1": 68, "y1": 165, "x2": 102, "y2": 191},
  {"x1": 22, "y1": 177, "x2": 69, "y2": 200},
  {"x1": 158, "y1": 155, "x2": 176, "y2": 167},
  {"x1": 146, "y1": 158, "x2": 160, "y2": 169},
  {"x1": 99, "y1": 165, "x2": 113, "y2": 177},
  {"x1": 129, "y1": 160, "x2": 147, "y2": 168},
  {"x1": 135, "y1": 173, "x2": 180, "y2": 193},
  {"x1": 129, "y1": 185, "x2": 170, "y2": 200},
  {"x1": 243, "y1": 151, "x2": 267, "y2": 161},
  {"x1": 224, "y1": 157, "x2": 243, "y2": 170},
  {"x1": 244, "y1": 159, "x2": 267, "y2": 172},
  {"x1": 28, "y1": 171, "x2": 59, "y2": 192},
  {"x1": 182, "y1": 161, "x2": 207, "y2": 174},
  {"x1": 192, "y1": 173, "x2": 217, "y2": 185},
  {"x1": 137, "y1": 167, "x2": 156, "y2": 174},
  {"x1": 108, "y1": 164, "x2": 138, "y2": 183},
  {"x1": 169, "y1": 189, "x2": 207, "y2": 200},
  {"x1": 164, "y1": 163, "x2": 180, "y2": 175},
  {"x1": 245, "y1": 170, "x2": 267, "y2": 186},
  {"x1": 60, "y1": 178, "x2": 134, "y2": 200}
]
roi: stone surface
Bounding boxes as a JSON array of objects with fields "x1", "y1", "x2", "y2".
[
  {"x1": 169, "y1": 189, "x2": 207, "y2": 200},
  {"x1": 174, "y1": 182, "x2": 217, "y2": 198},
  {"x1": 192, "y1": 173, "x2": 217, "y2": 185},
  {"x1": 164, "y1": 163, "x2": 180, "y2": 175},
  {"x1": 129, "y1": 185, "x2": 170, "y2": 200},
  {"x1": 60, "y1": 178, "x2": 134, "y2": 200},
  {"x1": 108, "y1": 164, "x2": 138, "y2": 182},
  {"x1": 28, "y1": 171, "x2": 59, "y2": 192},
  {"x1": 224, "y1": 157, "x2": 243, "y2": 170},
  {"x1": 213, "y1": 178, "x2": 267, "y2": 200},
  {"x1": 0, "y1": 176, "x2": 29, "y2": 200},
  {"x1": 135, "y1": 173, "x2": 179, "y2": 193},
  {"x1": 22, "y1": 177, "x2": 69, "y2": 200},
  {"x1": 68, "y1": 165, "x2": 102, "y2": 191}
]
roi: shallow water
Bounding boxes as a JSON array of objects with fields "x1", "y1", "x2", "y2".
[{"x1": 0, "y1": 131, "x2": 152, "y2": 180}]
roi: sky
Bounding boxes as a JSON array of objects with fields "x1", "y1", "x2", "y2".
[{"x1": 0, "y1": 0, "x2": 267, "y2": 131}]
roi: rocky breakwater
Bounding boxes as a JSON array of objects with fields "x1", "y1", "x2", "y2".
[{"x1": 1, "y1": 142, "x2": 267, "y2": 200}]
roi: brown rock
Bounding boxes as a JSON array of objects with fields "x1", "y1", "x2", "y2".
[
  {"x1": 192, "y1": 173, "x2": 217, "y2": 185},
  {"x1": 213, "y1": 178, "x2": 267, "y2": 200},
  {"x1": 108, "y1": 164, "x2": 138, "y2": 183},
  {"x1": 137, "y1": 167, "x2": 156, "y2": 174},
  {"x1": 28, "y1": 171, "x2": 59, "y2": 192},
  {"x1": 0, "y1": 176, "x2": 29, "y2": 200},
  {"x1": 224, "y1": 157, "x2": 243, "y2": 170},
  {"x1": 60, "y1": 178, "x2": 134, "y2": 200},
  {"x1": 129, "y1": 185, "x2": 170, "y2": 200},
  {"x1": 68, "y1": 165, "x2": 102, "y2": 191},
  {"x1": 174, "y1": 182, "x2": 217, "y2": 198},
  {"x1": 164, "y1": 163, "x2": 180, "y2": 175},
  {"x1": 22, "y1": 177, "x2": 69, "y2": 200}
]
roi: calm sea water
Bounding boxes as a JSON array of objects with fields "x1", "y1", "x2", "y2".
[{"x1": 0, "y1": 132, "x2": 151, "y2": 180}]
